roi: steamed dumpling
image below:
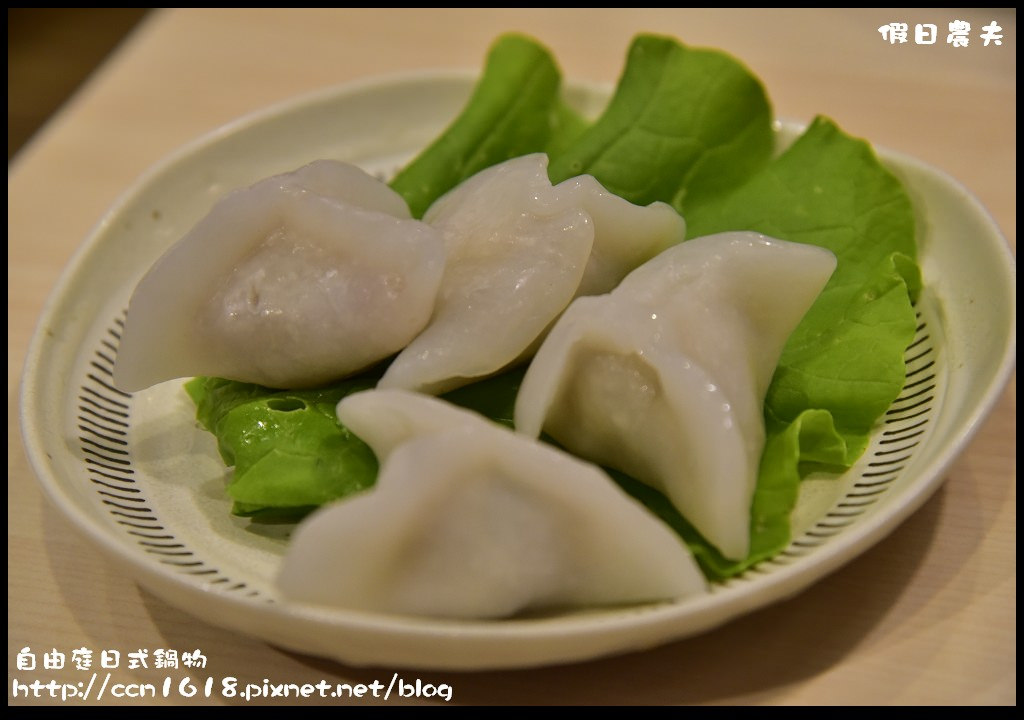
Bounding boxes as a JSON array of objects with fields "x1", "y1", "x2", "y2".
[
  {"x1": 559, "y1": 170, "x2": 689, "y2": 296},
  {"x1": 276, "y1": 389, "x2": 706, "y2": 619},
  {"x1": 333, "y1": 384, "x2": 493, "y2": 460},
  {"x1": 514, "y1": 232, "x2": 837, "y2": 561},
  {"x1": 113, "y1": 160, "x2": 445, "y2": 391},
  {"x1": 377, "y1": 154, "x2": 686, "y2": 395}
]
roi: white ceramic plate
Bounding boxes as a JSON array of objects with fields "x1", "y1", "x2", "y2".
[{"x1": 20, "y1": 72, "x2": 1016, "y2": 671}]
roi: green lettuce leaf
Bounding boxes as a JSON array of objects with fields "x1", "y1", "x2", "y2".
[
  {"x1": 389, "y1": 33, "x2": 567, "y2": 218},
  {"x1": 686, "y1": 116, "x2": 919, "y2": 445},
  {"x1": 547, "y1": 34, "x2": 774, "y2": 209},
  {"x1": 185, "y1": 375, "x2": 379, "y2": 522},
  {"x1": 183, "y1": 367, "x2": 527, "y2": 523}
]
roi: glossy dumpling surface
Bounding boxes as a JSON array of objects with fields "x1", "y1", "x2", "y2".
[
  {"x1": 514, "y1": 232, "x2": 837, "y2": 561},
  {"x1": 113, "y1": 160, "x2": 445, "y2": 391},
  {"x1": 275, "y1": 389, "x2": 706, "y2": 619},
  {"x1": 377, "y1": 154, "x2": 685, "y2": 395},
  {"x1": 560, "y1": 172, "x2": 687, "y2": 297}
]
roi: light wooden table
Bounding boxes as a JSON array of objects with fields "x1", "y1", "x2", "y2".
[{"x1": 9, "y1": 9, "x2": 1015, "y2": 705}]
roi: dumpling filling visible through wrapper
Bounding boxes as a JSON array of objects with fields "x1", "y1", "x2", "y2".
[
  {"x1": 377, "y1": 153, "x2": 686, "y2": 395},
  {"x1": 113, "y1": 160, "x2": 445, "y2": 391},
  {"x1": 514, "y1": 232, "x2": 837, "y2": 561}
]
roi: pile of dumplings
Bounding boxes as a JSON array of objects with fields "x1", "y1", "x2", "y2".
[{"x1": 114, "y1": 156, "x2": 837, "y2": 620}]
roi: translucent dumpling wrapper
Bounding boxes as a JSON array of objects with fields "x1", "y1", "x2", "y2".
[
  {"x1": 514, "y1": 232, "x2": 838, "y2": 561},
  {"x1": 113, "y1": 160, "x2": 445, "y2": 391},
  {"x1": 275, "y1": 389, "x2": 707, "y2": 619},
  {"x1": 334, "y1": 385, "x2": 492, "y2": 461},
  {"x1": 377, "y1": 153, "x2": 686, "y2": 395}
]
